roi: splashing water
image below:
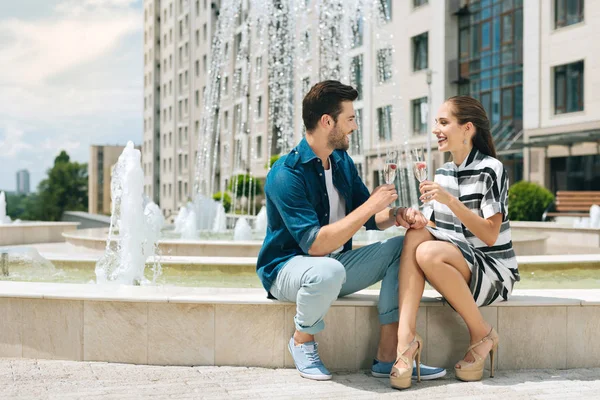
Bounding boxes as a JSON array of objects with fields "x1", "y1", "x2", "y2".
[
  {"x1": 183, "y1": 0, "x2": 419, "y2": 232},
  {"x1": 233, "y1": 217, "x2": 252, "y2": 241},
  {"x1": 0, "y1": 192, "x2": 11, "y2": 224},
  {"x1": 95, "y1": 142, "x2": 164, "y2": 285},
  {"x1": 255, "y1": 206, "x2": 267, "y2": 234}
]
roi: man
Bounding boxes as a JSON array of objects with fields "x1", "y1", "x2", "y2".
[{"x1": 256, "y1": 80, "x2": 446, "y2": 381}]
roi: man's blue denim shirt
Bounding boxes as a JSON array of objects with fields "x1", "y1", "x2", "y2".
[{"x1": 256, "y1": 138, "x2": 379, "y2": 294}]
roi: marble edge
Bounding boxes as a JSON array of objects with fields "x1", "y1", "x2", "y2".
[{"x1": 0, "y1": 283, "x2": 599, "y2": 306}]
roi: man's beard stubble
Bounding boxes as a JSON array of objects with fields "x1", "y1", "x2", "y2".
[{"x1": 328, "y1": 124, "x2": 350, "y2": 151}]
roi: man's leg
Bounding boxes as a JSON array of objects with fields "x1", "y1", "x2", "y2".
[
  {"x1": 331, "y1": 236, "x2": 404, "y2": 361},
  {"x1": 331, "y1": 235, "x2": 446, "y2": 380},
  {"x1": 269, "y1": 255, "x2": 346, "y2": 380}
]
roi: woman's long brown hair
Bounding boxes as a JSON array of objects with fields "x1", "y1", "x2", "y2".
[{"x1": 447, "y1": 96, "x2": 497, "y2": 159}]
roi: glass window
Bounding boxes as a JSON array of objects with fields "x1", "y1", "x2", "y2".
[
  {"x1": 257, "y1": 96, "x2": 263, "y2": 119},
  {"x1": 377, "y1": 48, "x2": 393, "y2": 83},
  {"x1": 379, "y1": 0, "x2": 392, "y2": 22},
  {"x1": 501, "y1": 13, "x2": 513, "y2": 44},
  {"x1": 554, "y1": 61, "x2": 584, "y2": 114},
  {"x1": 377, "y1": 105, "x2": 393, "y2": 141},
  {"x1": 412, "y1": 32, "x2": 428, "y2": 71},
  {"x1": 350, "y1": 108, "x2": 363, "y2": 155},
  {"x1": 256, "y1": 136, "x2": 263, "y2": 158},
  {"x1": 414, "y1": 0, "x2": 428, "y2": 7},
  {"x1": 351, "y1": 16, "x2": 364, "y2": 48},
  {"x1": 480, "y1": 21, "x2": 491, "y2": 50},
  {"x1": 411, "y1": 97, "x2": 428, "y2": 136},
  {"x1": 350, "y1": 55, "x2": 363, "y2": 100},
  {"x1": 502, "y1": 88, "x2": 513, "y2": 119},
  {"x1": 302, "y1": 77, "x2": 311, "y2": 94},
  {"x1": 459, "y1": 27, "x2": 470, "y2": 59},
  {"x1": 555, "y1": 0, "x2": 584, "y2": 29}
]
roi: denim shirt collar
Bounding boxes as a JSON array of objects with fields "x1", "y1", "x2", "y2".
[{"x1": 295, "y1": 137, "x2": 343, "y2": 166}]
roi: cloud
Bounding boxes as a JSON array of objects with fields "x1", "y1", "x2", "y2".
[{"x1": 0, "y1": 0, "x2": 143, "y2": 192}]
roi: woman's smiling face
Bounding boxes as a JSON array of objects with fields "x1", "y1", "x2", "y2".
[{"x1": 433, "y1": 101, "x2": 470, "y2": 153}]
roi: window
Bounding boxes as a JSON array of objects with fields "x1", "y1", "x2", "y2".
[
  {"x1": 351, "y1": 16, "x2": 363, "y2": 48},
  {"x1": 203, "y1": 23, "x2": 207, "y2": 42},
  {"x1": 195, "y1": 60, "x2": 199, "y2": 76},
  {"x1": 502, "y1": 88, "x2": 513, "y2": 119},
  {"x1": 256, "y1": 136, "x2": 263, "y2": 158},
  {"x1": 257, "y1": 96, "x2": 263, "y2": 119},
  {"x1": 377, "y1": 105, "x2": 392, "y2": 141},
  {"x1": 195, "y1": 90, "x2": 199, "y2": 107},
  {"x1": 379, "y1": 0, "x2": 392, "y2": 22},
  {"x1": 349, "y1": 108, "x2": 363, "y2": 155},
  {"x1": 411, "y1": 97, "x2": 428, "y2": 135},
  {"x1": 224, "y1": 111, "x2": 229, "y2": 130},
  {"x1": 414, "y1": 0, "x2": 428, "y2": 7},
  {"x1": 223, "y1": 76, "x2": 229, "y2": 96},
  {"x1": 501, "y1": 13, "x2": 513, "y2": 44},
  {"x1": 555, "y1": 0, "x2": 584, "y2": 29},
  {"x1": 203, "y1": 55, "x2": 207, "y2": 72},
  {"x1": 350, "y1": 55, "x2": 363, "y2": 100},
  {"x1": 195, "y1": 0, "x2": 199, "y2": 16},
  {"x1": 302, "y1": 77, "x2": 311, "y2": 94},
  {"x1": 376, "y1": 48, "x2": 393, "y2": 83},
  {"x1": 256, "y1": 56, "x2": 263, "y2": 79},
  {"x1": 412, "y1": 32, "x2": 428, "y2": 71},
  {"x1": 235, "y1": 33, "x2": 243, "y2": 57},
  {"x1": 554, "y1": 61, "x2": 584, "y2": 114},
  {"x1": 195, "y1": 29, "x2": 199, "y2": 46}
]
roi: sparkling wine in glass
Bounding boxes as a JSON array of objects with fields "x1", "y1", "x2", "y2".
[
  {"x1": 413, "y1": 161, "x2": 428, "y2": 183},
  {"x1": 383, "y1": 151, "x2": 398, "y2": 184}
]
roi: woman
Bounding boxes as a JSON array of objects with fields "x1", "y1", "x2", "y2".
[{"x1": 390, "y1": 96, "x2": 520, "y2": 389}]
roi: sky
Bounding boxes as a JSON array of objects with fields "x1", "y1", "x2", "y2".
[{"x1": 0, "y1": 0, "x2": 143, "y2": 192}]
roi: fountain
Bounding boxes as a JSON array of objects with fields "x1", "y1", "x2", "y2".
[
  {"x1": 0, "y1": 191, "x2": 11, "y2": 224},
  {"x1": 94, "y1": 141, "x2": 164, "y2": 285}
]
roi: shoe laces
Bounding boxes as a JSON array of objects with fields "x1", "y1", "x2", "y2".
[{"x1": 303, "y1": 343, "x2": 323, "y2": 366}]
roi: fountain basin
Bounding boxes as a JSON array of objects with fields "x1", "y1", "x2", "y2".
[
  {"x1": 0, "y1": 222, "x2": 80, "y2": 246},
  {"x1": 0, "y1": 281, "x2": 599, "y2": 370},
  {"x1": 63, "y1": 227, "x2": 552, "y2": 257}
]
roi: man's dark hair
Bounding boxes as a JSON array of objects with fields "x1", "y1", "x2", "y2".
[{"x1": 302, "y1": 80, "x2": 358, "y2": 132}]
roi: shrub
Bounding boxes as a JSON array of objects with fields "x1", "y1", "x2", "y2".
[
  {"x1": 212, "y1": 191, "x2": 232, "y2": 213},
  {"x1": 227, "y1": 174, "x2": 263, "y2": 198},
  {"x1": 508, "y1": 181, "x2": 554, "y2": 221},
  {"x1": 265, "y1": 154, "x2": 281, "y2": 170}
]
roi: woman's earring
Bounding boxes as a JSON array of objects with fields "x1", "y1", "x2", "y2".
[{"x1": 463, "y1": 139, "x2": 467, "y2": 145}]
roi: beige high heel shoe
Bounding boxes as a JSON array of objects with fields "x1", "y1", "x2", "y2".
[
  {"x1": 390, "y1": 333, "x2": 423, "y2": 390},
  {"x1": 455, "y1": 327, "x2": 499, "y2": 382}
]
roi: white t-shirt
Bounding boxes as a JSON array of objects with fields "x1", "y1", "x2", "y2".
[{"x1": 324, "y1": 167, "x2": 346, "y2": 254}]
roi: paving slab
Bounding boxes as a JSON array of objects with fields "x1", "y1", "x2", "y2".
[{"x1": 0, "y1": 358, "x2": 598, "y2": 399}]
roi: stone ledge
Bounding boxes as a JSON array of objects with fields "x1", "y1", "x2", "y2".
[{"x1": 0, "y1": 282, "x2": 598, "y2": 306}]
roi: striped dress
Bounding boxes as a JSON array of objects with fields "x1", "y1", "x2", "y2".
[{"x1": 422, "y1": 148, "x2": 520, "y2": 306}]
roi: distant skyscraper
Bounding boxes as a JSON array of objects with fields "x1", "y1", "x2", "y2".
[{"x1": 16, "y1": 169, "x2": 30, "y2": 195}]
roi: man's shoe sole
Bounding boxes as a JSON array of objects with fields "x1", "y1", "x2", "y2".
[
  {"x1": 299, "y1": 372, "x2": 333, "y2": 381},
  {"x1": 416, "y1": 369, "x2": 447, "y2": 380}
]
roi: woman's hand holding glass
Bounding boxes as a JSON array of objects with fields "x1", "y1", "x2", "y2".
[{"x1": 419, "y1": 181, "x2": 453, "y2": 206}]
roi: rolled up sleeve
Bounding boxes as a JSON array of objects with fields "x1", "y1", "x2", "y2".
[{"x1": 267, "y1": 167, "x2": 321, "y2": 254}]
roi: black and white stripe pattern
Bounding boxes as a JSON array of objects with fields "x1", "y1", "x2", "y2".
[{"x1": 422, "y1": 148, "x2": 520, "y2": 307}]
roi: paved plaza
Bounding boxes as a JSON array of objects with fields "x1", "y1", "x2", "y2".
[{"x1": 0, "y1": 359, "x2": 598, "y2": 399}]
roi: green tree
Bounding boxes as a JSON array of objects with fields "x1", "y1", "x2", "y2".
[
  {"x1": 20, "y1": 151, "x2": 89, "y2": 221},
  {"x1": 227, "y1": 174, "x2": 263, "y2": 198}
]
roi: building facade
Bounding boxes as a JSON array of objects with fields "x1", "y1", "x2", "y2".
[
  {"x1": 523, "y1": 0, "x2": 599, "y2": 192},
  {"x1": 88, "y1": 145, "x2": 138, "y2": 215},
  {"x1": 143, "y1": 0, "x2": 595, "y2": 217},
  {"x1": 16, "y1": 169, "x2": 30, "y2": 195}
]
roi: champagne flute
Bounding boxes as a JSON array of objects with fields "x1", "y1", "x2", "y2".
[
  {"x1": 412, "y1": 147, "x2": 429, "y2": 206},
  {"x1": 383, "y1": 150, "x2": 398, "y2": 185}
]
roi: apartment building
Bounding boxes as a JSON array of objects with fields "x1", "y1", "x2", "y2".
[
  {"x1": 143, "y1": 0, "x2": 534, "y2": 215},
  {"x1": 523, "y1": 0, "x2": 599, "y2": 191},
  {"x1": 143, "y1": 0, "x2": 219, "y2": 218},
  {"x1": 89, "y1": 145, "x2": 139, "y2": 215}
]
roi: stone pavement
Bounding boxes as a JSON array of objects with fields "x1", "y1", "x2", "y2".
[{"x1": 0, "y1": 359, "x2": 599, "y2": 399}]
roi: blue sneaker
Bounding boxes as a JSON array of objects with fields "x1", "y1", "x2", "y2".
[
  {"x1": 371, "y1": 359, "x2": 446, "y2": 380},
  {"x1": 288, "y1": 338, "x2": 332, "y2": 381}
]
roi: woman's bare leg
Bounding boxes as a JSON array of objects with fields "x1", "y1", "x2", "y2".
[
  {"x1": 415, "y1": 241, "x2": 493, "y2": 366},
  {"x1": 394, "y1": 228, "x2": 434, "y2": 369}
]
